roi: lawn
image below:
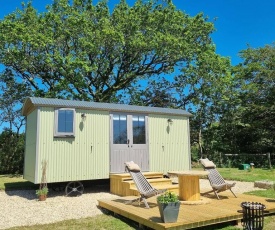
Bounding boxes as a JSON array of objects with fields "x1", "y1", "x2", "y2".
[
  {"x1": 218, "y1": 168, "x2": 275, "y2": 182},
  {"x1": 192, "y1": 167, "x2": 275, "y2": 183},
  {"x1": 0, "y1": 174, "x2": 37, "y2": 191},
  {"x1": 1, "y1": 169, "x2": 275, "y2": 230},
  {"x1": 6, "y1": 214, "x2": 137, "y2": 230}
]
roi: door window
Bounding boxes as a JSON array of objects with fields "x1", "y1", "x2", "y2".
[
  {"x1": 132, "y1": 115, "x2": 146, "y2": 144},
  {"x1": 113, "y1": 114, "x2": 127, "y2": 144}
]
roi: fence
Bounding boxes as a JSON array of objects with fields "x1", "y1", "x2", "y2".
[{"x1": 221, "y1": 153, "x2": 274, "y2": 169}]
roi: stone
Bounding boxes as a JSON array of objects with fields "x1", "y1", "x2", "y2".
[{"x1": 254, "y1": 180, "x2": 274, "y2": 189}]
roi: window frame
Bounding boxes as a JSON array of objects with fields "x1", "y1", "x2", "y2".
[{"x1": 54, "y1": 108, "x2": 76, "y2": 137}]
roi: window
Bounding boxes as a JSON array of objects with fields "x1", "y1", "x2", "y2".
[
  {"x1": 113, "y1": 114, "x2": 127, "y2": 144},
  {"x1": 54, "y1": 108, "x2": 75, "y2": 137},
  {"x1": 132, "y1": 115, "x2": 146, "y2": 144}
]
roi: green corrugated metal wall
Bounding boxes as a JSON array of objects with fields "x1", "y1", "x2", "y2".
[
  {"x1": 36, "y1": 107, "x2": 110, "y2": 183},
  {"x1": 148, "y1": 114, "x2": 191, "y2": 174},
  {"x1": 24, "y1": 109, "x2": 38, "y2": 183},
  {"x1": 24, "y1": 106, "x2": 190, "y2": 184}
]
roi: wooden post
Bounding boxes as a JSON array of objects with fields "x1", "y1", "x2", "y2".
[{"x1": 267, "y1": 153, "x2": 272, "y2": 169}]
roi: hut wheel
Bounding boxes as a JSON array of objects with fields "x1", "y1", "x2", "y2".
[{"x1": 65, "y1": 181, "x2": 84, "y2": 196}]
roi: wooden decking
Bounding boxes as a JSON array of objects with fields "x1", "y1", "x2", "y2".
[{"x1": 98, "y1": 190, "x2": 275, "y2": 230}]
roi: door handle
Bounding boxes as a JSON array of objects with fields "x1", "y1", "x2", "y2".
[{"x1": 127, "y1": 139, "x2": 130, "y2": 145}]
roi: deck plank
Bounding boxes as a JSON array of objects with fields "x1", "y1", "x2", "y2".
[{"x1": 98, "y1": 192, "x2": 275, "y2": 230}]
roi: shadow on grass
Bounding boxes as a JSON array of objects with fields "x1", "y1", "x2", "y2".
[
  {"x1": 4, "y1": 181, "x2": 37, "y2": 191},
  {"x1": 1, "y1": 174, "x2": 37, "y2": 191},
  {"x1": 4, "y1": 178, "x2": 112, "y2": 200}
]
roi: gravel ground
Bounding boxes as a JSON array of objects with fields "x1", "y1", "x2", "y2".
[
  {"x1": 199, "y1": 179, "x2": 266, "y2": 195},
  {"x1": 0, "y1": 180, "x2": 265, "y2": 230},
  {"x1": 0, "y1": 184, "x2": 119, "y2": 230}
]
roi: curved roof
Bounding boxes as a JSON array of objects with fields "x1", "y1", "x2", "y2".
[{"x1": 22, "y1": 97, "x2": 192, "y2": 117}]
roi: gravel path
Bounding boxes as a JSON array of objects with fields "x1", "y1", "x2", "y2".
[{"x1": 0, "y1": 180, "x2": 265, "y2": 229}]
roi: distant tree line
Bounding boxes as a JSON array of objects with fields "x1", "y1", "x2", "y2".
[{"x1": 0, "y1": 0, "x2": 274, "y2": 173}]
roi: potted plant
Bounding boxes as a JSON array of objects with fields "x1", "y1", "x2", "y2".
[
  {"x1": 36, "y1": 160, "x2": 48, "y2": 201},
  {"x1": 36, "y1": 186, "x2": 48, "y2": 201},
  {"x1": 157, "y1": 191, "x2": 180, "y2": 223}
]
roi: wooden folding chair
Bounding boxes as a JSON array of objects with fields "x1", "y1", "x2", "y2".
[
  {"x1": 125, "y1": 161, "x2": 166, "y2": 208},
  {"x1": 200, "y1": 158, "x2": 237, "y2": 199}
]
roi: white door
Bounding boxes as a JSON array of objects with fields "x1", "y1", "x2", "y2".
[{"x1": 110, "y1": 113, "x2": 149, "y2": 173}]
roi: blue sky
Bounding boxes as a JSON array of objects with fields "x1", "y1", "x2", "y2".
[{"x1": 1, "y1": 0, "x2": 274, "y2": 65}]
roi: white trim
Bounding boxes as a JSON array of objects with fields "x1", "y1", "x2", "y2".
[
  {"x1": 35, "y1": 108, "x2": 40, "y2": 184},
  {"x1": 54, "y1": 108, "x2": 76, "y2": 137},
  {"x1": 187, "y1": 118, "x2": 192, "y2": 170}
]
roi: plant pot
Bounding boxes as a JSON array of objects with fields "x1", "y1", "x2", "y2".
[
  {"x1": 157, "y1": 200, "x2": 180, "y2": 223},
  {"x1": 38, "y1": 194, "x2": 47, "y2": 201}
]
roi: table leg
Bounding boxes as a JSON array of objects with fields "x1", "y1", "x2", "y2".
[{"x1": 178, "y1": 175, "x2": 200, "y2": 201}]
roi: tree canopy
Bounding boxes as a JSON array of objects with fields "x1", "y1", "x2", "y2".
[
  {"x1": 0, "y1": 69, "x2": 31, "y2": 133},
  {"x1": 199, "y1": 44, "x2": 275, "y2": 166},
  {"x1": 0, "y1": 0, "x2": 215, "y2": 102},
  {"x1": 232, "y1": 44, "x2": 275, "y2": 154}
]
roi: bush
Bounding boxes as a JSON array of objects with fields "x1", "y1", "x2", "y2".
[{"x1": 0, "y1": 130, "x2": 25, "y2": 174}]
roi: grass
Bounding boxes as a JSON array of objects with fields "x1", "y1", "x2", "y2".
[
  {"x1": 192, "y1": 167, "x2": 275, "y2": 182},
  {"x1": 218, "y1": 168, "x2": 275, "y2": 182},
  {"x1": 2, "y1": 169, "x2": 275, "y2": 230},
  {"x1": 0, "y1": 174, "x2": 37, "y2": 191},
  {"x1": 7, "y1": 214, "x2": 137, "y2": 230}
]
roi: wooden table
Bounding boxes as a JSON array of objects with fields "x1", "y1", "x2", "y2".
[{"x1": 168, "y1": 170, "x2": 209, "y2": 201}]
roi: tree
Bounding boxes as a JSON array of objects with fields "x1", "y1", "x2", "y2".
[
  {"x1": 232, "y1": 44, "x2": 275, "y2": 155},
  {"x1": 0, "y1": 68, "x2": 31, "y2": 174},
  {"x1": 0, "y1": 0, "x2": 215, "y2": 102},
  {"x1": 174, "y1": 47, "x2": 232, "y2": 158},
  {"x1": 126, "y1": 77, "x2": 177, "y2": 107},
  {"x1": 203, "y1": 43, "x2": 275, "y2": 167},
  {"x1": 0, "y1": 68, "x2": 32, "y2": 134}
]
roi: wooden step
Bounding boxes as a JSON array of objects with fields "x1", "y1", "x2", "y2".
[
  {"x1": 123, "y1": 178, "x2": 173, "y2": 189},
  {"x1": 129, "y1": 184, "x2": 179, "y2": 196},
  {"x1": 110, "y1": 172, "x2": 166, "y2": 196},
  {"x1": 121, "y1": 178, "x2": 173, "y2": 196},
  {"x1": 110, "y1": 172, "x2": 164, "y2": 181}
]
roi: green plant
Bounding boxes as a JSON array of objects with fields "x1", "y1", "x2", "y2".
[
  {"x1": 157, "y1": 191, "x2": 179, "y2": 204},
  {"x1": 36, "y1": 186, "x2": 48, "y2": 196},
  {"x1": 36, "y1": 160, "x2": 48, "y2": 197}
]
